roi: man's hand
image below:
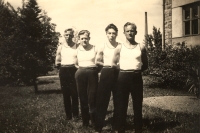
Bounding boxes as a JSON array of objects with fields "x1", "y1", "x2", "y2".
[{"x1": 55, "y1": 63, "x2": 61, "y2": 69}]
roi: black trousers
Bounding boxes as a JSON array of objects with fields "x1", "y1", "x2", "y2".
[
  {"x1": 75, "y1": 67, "x2": 98, "y2": 125},
  {"x1": 95, "y1": 67, "x2": 119, "y2": 132},
  {"x1": 59, "y1": 66, "x2": 79, "y2": 119},
  {"x1": 117, "y1": 71, "x2": 143, "y2": 133}
]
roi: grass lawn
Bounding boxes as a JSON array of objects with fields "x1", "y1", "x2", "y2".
[{"x1": 0, "y1": 76, "x2": 199, "y2": 133}]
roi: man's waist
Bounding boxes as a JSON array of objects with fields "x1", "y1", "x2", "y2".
[
  {"x1": 61, "y1": 64, "x2": 75, "y2": 67},
  {"x1": 120, "y1": 69, "x2": 141, "y2": 73}
]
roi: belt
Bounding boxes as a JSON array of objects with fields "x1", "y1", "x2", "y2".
[
  {"x1": 79, "y1": 67, "x2": 97, "y2": 70},
  {"x1": 103, "y1": 66, "x2": 112, "y2": 68},
  {"x1": 120, "y1": 69, "x2": 141, "y2": 73},
  {"x1": 61, "y1": 64, "x2": 75, "y2": 67}
]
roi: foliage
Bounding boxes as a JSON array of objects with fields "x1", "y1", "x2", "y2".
[
  {"x1": 184, "y1": 46, "x2": 200, "y2": 98},
  {"x1": 145, "y1": 26, "x2": 200, "y2": 96},
  {"x1": 148, "y1": 41, "x2": 200, "y2": 93},
  {"x1": 159, "y1": 42, "x2": 190, "y2": 88},
  {"x1": 0, "y1": 0, "x2": 22, "y2": 85},
  {"x1": 186, "y1": 67, "x2": 200, "y2": 98},
  {"x1": 144, "y1": 26, "x2": 162, "y2": 75},
  {"x1": 0, "y1": 0, "x2": 60, "y2": 86}
]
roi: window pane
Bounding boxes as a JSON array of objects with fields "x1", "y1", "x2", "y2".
[
  {"x1": 185, "y1": 21, "x2": 190, "y2": 35},
  {"x1": 185, "y1": 7, "x2": 190, "y2": 20},
  {"x1": 192, "y1": 6, "x2": 198, "y2": 19},
  {"x1": 192, "y1": 19, "x2": 198, "y2": 34}
]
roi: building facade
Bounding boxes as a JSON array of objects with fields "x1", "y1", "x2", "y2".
[{"x1": 163, "y1": 0, "x2": 200, "y2": 46}]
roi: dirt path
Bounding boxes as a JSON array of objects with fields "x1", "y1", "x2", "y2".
[{"x1": 143, "y1": 96, "x2": 200, "y2": 114}]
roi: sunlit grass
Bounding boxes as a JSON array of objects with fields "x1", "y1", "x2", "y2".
[{"x1": 0, "y1": 76, "x2": 199, "y2": 133}]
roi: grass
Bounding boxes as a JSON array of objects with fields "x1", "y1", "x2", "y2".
[{"x1": 0, "y1": 76, "x2": 199, "y2": 133}]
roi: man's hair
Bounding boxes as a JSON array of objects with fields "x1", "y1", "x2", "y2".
[
  {"x1": 105, "y1": 23, "x2": 118, "y2": 33},
  {"x1": 78, "y1": 30, "x2": 90, "y2": 38},
  {"x1": 123, "y1": 22, "x2": 137, "y2": 31},
  {"x1": 64, "y1": 28, "x2": 74, "y2": 34}
]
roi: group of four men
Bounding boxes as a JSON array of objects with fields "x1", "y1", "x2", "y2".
[{"x1": 55, "y1": 22, "x2": 148, "y2": 133}]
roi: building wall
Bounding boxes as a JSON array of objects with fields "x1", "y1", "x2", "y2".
[
  {"x1": 163, "y1": 0, "x2": 200, "y2": 46},
  {"x1": 172, "y1": 36, "x2": 200, "y2": 46},
  {"x1": 164, "y1": 0, "x2": 172, "y2": 44},
  {"x1": 172, "y1": 7, "x2": 182, "y2": 38},
  {"x1": 172, "y1": 0, "x2": 200, "y2": 8}
]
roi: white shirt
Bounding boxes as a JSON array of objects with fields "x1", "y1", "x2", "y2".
[
  {"x1": 120, "y1": 43, "x2": 142, "y2": 70},
  {"x1": 103, "y1": 42, "x2": 118, "y2": 66},
  {"x1": 60, "y1": 44, "x2": 77, "y2": 65},
  {"x1": 77, "y1": 45, "x2": 96, "y2": 67}
]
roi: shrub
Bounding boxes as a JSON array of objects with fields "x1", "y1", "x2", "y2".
[
  {"x1": 159, "y1": 42, "x2": 190, "y2": 89},
  {"x1": 0, "y1": 0, "x2": 60, "y2": 89},
  {"x1": 152, "y1": 42, "x2": 200, "y2": 93},
  {"x1": 144, "y1": 26, "x2": 162, "y2": 75}
]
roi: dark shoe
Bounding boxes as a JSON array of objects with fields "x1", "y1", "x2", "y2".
[
  {"x1": 73, "y1": 116, "x2": 79, "y2": 121},
  {"x1": 82, "y1": 123, "x2": 89, "y2": 127},
  {"x1": 135, "y1": 127, "x2": 142, "y2": 133},
  {"x1": 90, "y1": 113, "x2": 95, "y2": 127},
  {"x1": 66, "y1": 116, "x2": 72, "y2": 120},
  {"x1": 95, "y1": 128, "x2": 102, "y2": 133},
  {"x1": 111, "y1": 129, "x2": 118, "y2": 133}
]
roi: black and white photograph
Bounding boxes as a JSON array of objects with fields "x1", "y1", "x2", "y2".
[{"x1": 0, "y1": 0, "x2": 200, "y2": 132}]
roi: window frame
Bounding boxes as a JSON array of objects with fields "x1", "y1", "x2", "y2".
[{"x1": 182, "y1": 2, "x2": 200, "y2": 36}]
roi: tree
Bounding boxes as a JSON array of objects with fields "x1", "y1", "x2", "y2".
[
  {"x1": 0, "y1": 0, "x2": 60, "y2": 92},
  {"x1": 144, "y1": 26, "x2": 162, "y2": 75},
  {"x1": 19, "y1": 0, "x2": 60, "y2": 92},
  {"x1": 0, "y1": 0, "x2": 22, "y2": 85}
]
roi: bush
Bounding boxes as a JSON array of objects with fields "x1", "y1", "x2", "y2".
[
  {"x1": 149, "y1": 42, "x2": 200, "y2": 92},
  {"x1": 159, "y1": 42, "x2": 190, "y2": 88},
  {"x1": 0, "y1": 0, "x2": 60, "y2": 87}
]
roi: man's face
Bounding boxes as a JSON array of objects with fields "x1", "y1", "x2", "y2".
[
  {"x1": 79, "y1": 33, "x2": 90, "y2": 47},
  {"x1": 64, "y1": 31, "x2": 74, "y2": 42},
  {"x1": 124, "y1": 25, "x2": 137, "y2": 41},
  {"x1": 106, "y1": 28, "x2": 117, "y2": 42}
]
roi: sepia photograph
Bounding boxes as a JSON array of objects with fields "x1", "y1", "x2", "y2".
[{"x1": 0, "y1": 0, "x2": 200, "y2": 132}]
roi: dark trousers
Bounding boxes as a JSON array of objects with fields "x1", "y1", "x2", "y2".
[
  {"x1": 117, "y1": 71, "x2": 143, "y2": 133},
  {"x1": 75, "y1": 67, "x2": 98, "y2": 125},
  {"x1": 59, "y1": 66, "x2": 79, "y2": 119},
  {"x1": 95, "y1": 67, "x2": 119, "y2": 132}
]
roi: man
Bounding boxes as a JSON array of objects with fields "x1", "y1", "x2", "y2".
[
  {"x1": 55, "y1": 28, "x2": 79, "y2": 120},
  {"x1": 112, "y1": 22, "x2": 148, "y2": 133},
  {"x1": 75, "y1": 30, "x2": 98, "y2": 127},
  {"x1": 95, "y1": 24, "x2": 120, "y2": 133}
]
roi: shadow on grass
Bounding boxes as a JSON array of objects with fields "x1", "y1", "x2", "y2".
[
  {"x1": 36, "y1": 89, "x2": 62, "y2": 94},
  {"x1": 142, "y1": 117, "x2": 180, "y2": 132},
  {"x1": 37, "y1": 80, "x2": 55, "y2": 85},
  {"x1": 125, "y1": 116, "x2": 180, "y2": 132}
]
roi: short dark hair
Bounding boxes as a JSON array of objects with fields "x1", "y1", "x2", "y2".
[
  {"x1": 64, "y1": 28, "x2": 74, "y2": 34},
  {"x1": 123, "y1": 22, "x2": 137, "y2": 31},
  {"x1": 78, "y1": 30, "x2": 90, "y2": 38},
  {"x1": 105, "y1": 23, "x2": 118, "y2": 33}
]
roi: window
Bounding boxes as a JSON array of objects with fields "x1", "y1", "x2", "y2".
[{"x1": 183, "y1": 2, "x2": 200, "y2": 36}]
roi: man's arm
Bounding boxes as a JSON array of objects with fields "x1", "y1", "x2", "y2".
[
  {"x1": 95, "y1": 45, "x2": 104, "y2": 66},
  {"x1": 74, "y1": 56, "x2": 79, "y2": 69},
  {"x1": 55, "y1": 45, "x2": 62, "y2": 69},
  {"x1": 112, "y1": 44, "x2": 121, "y2": 69},
  {"x1": 140, "y1": 44, "x2": 148, "y2": 72},
  {"x1": 74, "y1": 45, "x2": 79, "y2": 69}
]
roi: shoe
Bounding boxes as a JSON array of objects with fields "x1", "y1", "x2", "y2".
[
  {"x1": 135, "y1": 127, "x2": 142, "y2": 133},
  {"x1": 66, "y1": 117, "x2": 72, "y2": 120},
  {"x1": 90, "y1": 113, "x2": 95, "y2": 127},
  {"x1": 73, "y1": 116, "x2": 79, "y2": 121},
  {"x1": 95, "y1": 127, "x2": 102, "y2": 133}
]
